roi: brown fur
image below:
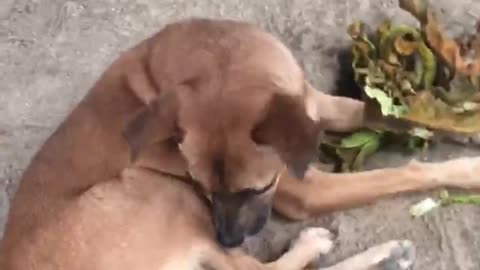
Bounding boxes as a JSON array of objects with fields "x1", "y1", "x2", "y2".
[{"x1": 1, "y1": 18, "x2": 479, "y2": 269}]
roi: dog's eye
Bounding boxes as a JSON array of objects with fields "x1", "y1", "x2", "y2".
[
  {"x1": 251, "y1": 126, "x2": 269, "y2": 146},
  {"x1": 236, "y1": 174, "x2": 277, "y2": 197},
  {"x1": 167, "y1": 129, "x2": 184, "y2": 146}
]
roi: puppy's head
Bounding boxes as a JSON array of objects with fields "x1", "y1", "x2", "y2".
[
  {"x1": 123, "y1": 84, "x2": 321, "y2": 247},
  {"x1": 123, "y1": 23, "x2": 322, "y2": 246},
  {"x1": 178, "y1": 89, "x2": 321, "y2": 247}
]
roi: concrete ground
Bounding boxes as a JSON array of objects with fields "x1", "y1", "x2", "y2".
[{"x1": 1, "y1": 0, "x2": 480, "y2": 269}]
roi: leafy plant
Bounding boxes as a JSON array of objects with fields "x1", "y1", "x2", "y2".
[{"x1": 321, "y1": 0, "x2": 480, "y2": 171}]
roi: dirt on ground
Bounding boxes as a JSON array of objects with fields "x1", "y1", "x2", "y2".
[{"x1": 1, "y1": 0, "x2": 480, "y2": 269}]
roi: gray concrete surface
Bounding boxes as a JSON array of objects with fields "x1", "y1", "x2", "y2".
[{"x1": 1, "y1": 0, "x2": 480, "y2": 269}]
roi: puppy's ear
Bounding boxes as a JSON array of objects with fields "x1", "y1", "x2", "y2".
[
  {"x1": 253, "y1": 94, "x2": 322, "y2": 179},
  {"x1": 123, "y1": 92, "x2": 179, "y2": 161}
]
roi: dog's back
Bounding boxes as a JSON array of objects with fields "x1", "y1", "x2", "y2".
[{"x1": 5, "y1": 167, "x2": 215, "y2": 270}]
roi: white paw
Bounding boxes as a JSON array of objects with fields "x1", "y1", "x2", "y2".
[
  {"x1": 293, "y1": 227, "x2": 334, "y2": 255},
  {"x1": 364, "y1": 240, "x2": 416, "y2": 270}
]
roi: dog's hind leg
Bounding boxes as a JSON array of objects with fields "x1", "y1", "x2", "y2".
[
  {"x1": 319, "y1": 240, "x2": 415, "y2": 270},
  {"x1": 204, "y1": 227, "x2": 334, "y2": 270},
  {"x1": 274, "y1": 157, "x2": 480, "y2": 220}
]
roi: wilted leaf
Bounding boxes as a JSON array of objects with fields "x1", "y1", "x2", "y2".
[
  {"x1": 435, "y1": 75, "x2": 479, "y2": 105},
  {"x1": 400, "y1": 79, "x2": 415, "y2": 94},
  {"x1": 400, "y1": 0, "x2": 480, "y2": 77},
  {"x1": 377, "y1": 19, "x2": 392, "y2": 38},
  {"x1": 379, "y1": 25, "x2": 421, "y2": 61},
  {"x1": 347, "y1": 21, "x2": 365, "y2": 40},
  {"x1": 404, "y1": 91, "x2": 480, "y2": 134},
  {"x1": 394, "y1": 35, "x2": 417, "y2": 56},
  {"x1": 399, "y1": 0, "x2": 428, "y2": 23},
  {"x1": 349, "y1": 21, "x2": 378, "y2": 84}
]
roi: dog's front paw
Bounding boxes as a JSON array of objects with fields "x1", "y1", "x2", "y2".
[
  {"x1": 361, "y1": 240, "x2": 416, "y2": 270},
  {"x1": 293, "y1": 227, "x2": 335, "y2": 255}
]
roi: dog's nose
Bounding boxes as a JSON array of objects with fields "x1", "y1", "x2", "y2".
[
  {"x1": 212, "y1": 211, "x2": 245, "y2": 247},
  {"x1": 216, "y1": 230, "x2": 245, "y2": 248}
]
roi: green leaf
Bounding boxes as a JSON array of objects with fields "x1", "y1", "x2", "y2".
[
  {"x1": 417, "y1": 42, "x2": 437, "y2": 89},
  {"x1": 439, "y1": 190, "x2": 480, "y2": 205},
  {"x1": 408, "y1": 190, "x2": 480, "y2": 218},
  {"x1": 336, "y1": 147, "x2": 360, "y2": 172},
  {"x1": 319, "y1": 130, "x2": 383, "y2": 172},
  {"x1": 352, "y1": 139, "x2": 381, "y2": 170},
  {"x1": 340, "y1": 130, "x2": 380, "y2": 148},
  {"x1": 336, "y1": 130, "x2": 382, "y2": 171},
  {"x1": 364, "y1": 85, "x2": 408, "y2": 117}
]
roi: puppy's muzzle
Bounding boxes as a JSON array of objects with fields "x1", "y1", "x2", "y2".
[
  {"x1": 212, "y1": 199, "x2": 270, "y2": 248},
  {"x1": 211, "y1": 178, "x2": 277, "y2": 248}
]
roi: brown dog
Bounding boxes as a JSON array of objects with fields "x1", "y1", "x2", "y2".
[{"x1": 1, "y1": 18, "x2": 480, "y2": 269}]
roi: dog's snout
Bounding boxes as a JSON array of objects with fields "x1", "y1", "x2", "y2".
[
  {"x1": 215, "y1": 227, "x2": 245, "y2": 248},
  {"x1": 211, "y1": 193, "x2": 272, "y2": 248},
  {"x1": 212, "y1": 207, "x2": 245, "y2": 247}
]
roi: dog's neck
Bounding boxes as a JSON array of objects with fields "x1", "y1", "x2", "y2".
[
  {"x1": 133, "y1": 142, "x2": 189, "y2": 178},
  {"x1": 133, "y1": 143, "x2": 213, "y2": 211}
]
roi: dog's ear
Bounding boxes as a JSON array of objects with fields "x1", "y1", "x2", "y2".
[
  {"x1": 253, "y1": 94, "x2": 322, "y2": 180},
  {"x1": 123, "y1": 92, "x2": 179, "y2": 161}
]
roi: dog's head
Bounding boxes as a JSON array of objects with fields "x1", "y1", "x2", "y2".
[
  {"x1": 123, "y1": 84, "x2": 321, "y2": 247},
  {"x1": 123, "y1": 24, "x2": 322, "y2": 247}
]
